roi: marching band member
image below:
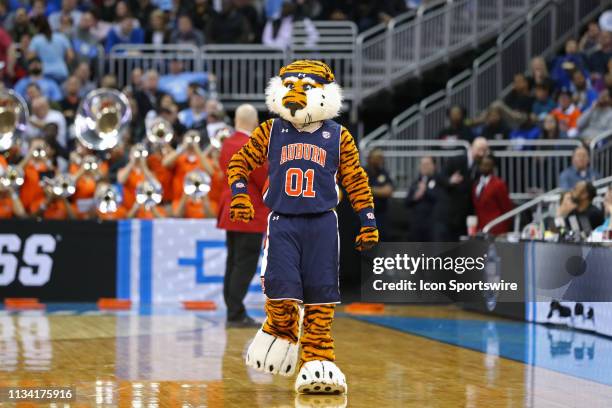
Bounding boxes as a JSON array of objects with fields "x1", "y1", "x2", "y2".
[
  {"x1": 127, "y1": 179, "x2": 166, "y2": 219},
  {"x1": 117, "y1": 143, "x2": 157, "y2": 209}
]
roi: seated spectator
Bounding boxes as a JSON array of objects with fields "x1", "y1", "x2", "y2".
[
  {"x1": 206, "y1": 1, "x2": 253, "y2": 44},
  {"x1": 480, "y1": 107, "x2": 510, "y2": 140},
  {"x1": 71, "y1": 10, "x2": 101, "y2": 63},
  {"x1": 48, "y1": 0, "x2": 81, "y2": 32},
  {"x1": 579, "y1": 20, "x2": 600, "y2": 53},
  {"x1": 178, "y1": 87, "x2": 207, "y2": 131},
  {"x1": 60, "y1": 75, "x2": 81, "y2": 127},
  {"x1": 28, "y1": 16, "x2": 73, "y2": 83},
  {"x1": 117, "y1": 144, "x2": 156, "y2": 209},
  {"x1": 550, "y1": 39, "x2": 588, "y2": 90},
  {"x1": 113, "y1": 1, "x2": 141, "y2": 29},
  {"x1": 555, "y1": 181, "x2": 604, "y2": 236},
  {"x1": 405, "y1": 156, "x2": 440, "y2": 242},
  {"x1": 132, "y1": 0, "x2": 156, "y2": 28},
  {"x1": 588, "y1": 30, "x2": 612, "y2": 75},
  {"x1": 437, "y1": 105, "x2": 474, "y2": 143},
  {"x1": 559, "y1": 145, "x2": 600, "y2": 189},
  {"x1": 262, "y1": 2, "x2": 317, "y2": 49},
  {"x1": 577, "y1": 89, "x2": 612, "y2": 143},
  {"x1": 24, "y1": 82, "x2": 43, "y2": 106},
  {"x1": 529, "y1": 56, "x2": 551, "y2": 88},
  {"x1": 158, "y1": 60, "x2": 209, "y2": 104},
  {"x1": 531, "y1": 83, "x2": 556, "y2": 121},
  {"x1": 42, "y1": 123, "x2": 69, "y2": 171},
  {"x1": 9, "y1": 8, "x2": 35, "y2": 42},
  {"x1": 540, "y1": 114, "x2": 567, "y2": 140},
  {"x1": 6, "y1": 32, "x2": 32, "y2": 84},
  {"x1": 126, "y1": 180, "x2": 166, "y2": 219},
  {"x1": 134, "y1": 69, "x2": 162, "y2": 121},
  {"x1": 170, "y1": 14, "x2": 204, "y2": 47},
  {"x1": 144, "y1": 9, "x2": 170, "y2": 46},
  {"x1": 571, "y1": 70, "x2": 598, "y2": 111},
  {"x1": 0, "y1": 174, "x2": 27, "y2": 219},
  {"x1": 590, "y1": 186, "x2": 612, "y2": 239},
  {"x1": 105, "y1": 16, "x2": 144, "y2": 53},
  {"x1": 27, "y1": 96, "x2": 67, "y2": 148},
  {"x1": 0, "y1": 25, "x2": 10, "y2": 84},
  {"x1": 74, "y1": 62, "x2": 97, "y2": 98},
  {"x1": 503, "y1": 73, "x2": 534, "y2": 116},
  {"x1": 365, "y1": 147, "x2": 394, "y2": 240},
  {"x1": 509, "y1": 117, "x2": 540, "y2": 146},
  {"x1": 205, "y1": 99, "x2": 228, "y2": 140},
  {"x1": 14, "y1": 57, "x2": 63, "y2": 102},
  {"x1": 551, "y1": 89, "x2": 581, "y2": 138},
  {"x1": 472, "y1": 154, "x2": 512, "y2": 235}
]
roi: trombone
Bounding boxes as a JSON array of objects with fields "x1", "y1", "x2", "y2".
[{"x1": 146, "y1": 117, "x2": 174, "y2": 146}]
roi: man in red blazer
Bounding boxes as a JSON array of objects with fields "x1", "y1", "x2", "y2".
[
  {"x1": 472, "y1": 155, "x2": 513, "y2": 235},
  {"x1": 217, "y1": 104, "x2": 269, "y2": 327}
]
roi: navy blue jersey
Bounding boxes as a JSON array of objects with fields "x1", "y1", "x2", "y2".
[{"x1": 264, "y1": 118, "x2": 341, "y2": 214}]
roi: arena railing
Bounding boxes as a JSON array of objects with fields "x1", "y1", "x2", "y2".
[
  {"x1": 482, "y1": 174, "x2": 612, "y2": 235},
  {"x1": 589, "y1": 129, "x2": 612, "y2": 180},
  {"x1": 361, "y1": 0, "x2": 610, "y2": 144}
]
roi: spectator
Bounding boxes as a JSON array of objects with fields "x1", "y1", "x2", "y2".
[
  {"x1": 480, "y1": 106, "x2": 510, "y2": 140},
  {"x1": 134, "y1": 69, "x2": 162, "y2": 121},
  {"x1": 217, "y1": 103, "x2": 268, "y2": 327},
  {"x1": 437, "y1": 105, "x2": 474, "y2": 143},
  {"x1": 571, "y1": 70, "x2": 598, "y2": 111},
  {"x1": 14, "y1": 57, "x2": 63, "y2": 102},
  {"x1": 170, "y1": 14, "x2": 205, "y2": 46},
  {"x1": 205, "y1": 99, "x2": 228, "y2": 140},
  {"x1": 24, "y1": 82, "x2": 43, "y2": 106},
  {"x1": 529, "y1": 56, "x2": 551, "y2": 88},
  {"x1": 588, "y1": 30, "x2": 612, "y2": 75},
  {"x1": 178, "y1": 86, "x2": 208, "y2": 131},
  {"x1": 579, "y1": 20, "x2": 601, "y2": 53},
  {"x1": 28, "y1": 16, "x2": 73, "y2": 83},
  {"x1": 144, "y1": 8, "x2": 170, "y2": 45},
  {"x1": 405, "y1": 156, "x2": 440, "y2": 242},
  {"x1": 206, "y1": 1, "x2": 253, "y2": 44},
  {"x1": 105, "y1": 16, "x2": 145, "y2": 53},
  {"x1": 577, "y1": 89, "x2": 612, "y2": 143},
  {"x1": 0, "y1": 171, "x2": 26, "y2": 218},
  {"x1": 71, "y1": 10, "x2": 101, "y2": 63},
  {"x1": 590, "y1": 185, "x2": 612, "y2": 237},
  {"x1": 9, "y1": 8, "x2": 35, "y2": 42},
  {"x1": 540, "y1": 114, "x2": 566, "y2": 140},
  {"x1": 472, "y1": 154, "x2": 513, "y2": 235},
  {"x1": 113, "y1": 1, "x2": 141, "y2": 29},
  {"x1": 0, "y1": 25, "x2": 11, "y2": 83},
  {"x1": 364, "y1": 147, "x2": 394, "y2": 240},
  {"x1": 550, "y1": 39, "x2": 588, "y2": 90},
  {"x1": 559, "y1": 145, "x2": 600, "y2": 190},
  {"x1": 6, "y1": 32, "x2": 31, "y2": 84},
  {"x1": 434, "y1": 137, "x2": 489, "y2": 241},
  {"x1": 509, "y1": 117, "x2": 540, "y2": 146},
  {"x1": 551, "y1": 88, "x2": 581, "y2": 138},
  {"x1": 559, "y1": 181, "x2": 605, "y2": 235},
  {"x1": 531, "y1": 82, "x2": 556, "y2": 122},
  {"x1": 262, "y1": 2, "x2": 317, "y2": 49},
  {"x1": 132, "y1": 0, "x2": 156, "y2": 29},
  {"x1": 74, "y1": 62, "x2": 96, "y2": 98},
  {"x1": 158, "y1": 60, "x2": 209, "y2": 104},
  {"x1": 48, "y1": 0, "x2": 81, "y2": 32},
  {"x1": 42, "y1": 122, "x2": 69, "y2": 171},
  {"x1": 501, "y1": 73, "x2": 534, "y2": 121},
  {"x1": 126, "y1": 180, "x2": 167, "y2": 219},
  {"x1": 60, "y1": 75, "x2": 80, "y2": 127},
  {"x1": 27, "y1": 96, "x2": 67, "y2": 148},
  {"x1": 100, "y1": 73, "x2": 118, "y2": 89}
]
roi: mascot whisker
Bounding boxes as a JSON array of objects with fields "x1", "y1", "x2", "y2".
[{"x1": 228, "y1": 60, "x2": 379, "y2": 395}]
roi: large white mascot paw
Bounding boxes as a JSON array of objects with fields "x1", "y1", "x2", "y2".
[
  {"x1": 245, "y1": 329, "x2": 298, "y2": 376},
  {"x1": 295, "y1": 361, "x2": 347, "y2": 394}
]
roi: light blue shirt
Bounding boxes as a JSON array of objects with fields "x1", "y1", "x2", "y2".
[
  {"x1": 28, "y1": 33, "x2": 71, "y2": 80},
  {"x1": 559, "y1": 167, "x2": 601, "y2": 190},
  {"x1": 158, "y1": 72, "x2": 208, "y2": 104},
  {"x1": 14, "y1": 77, "x2": 63, "y2": 102}
]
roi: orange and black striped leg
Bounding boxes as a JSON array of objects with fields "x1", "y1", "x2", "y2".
[
  {"x1": 245, "y1": 299, "x2": 300, "y2": 376},
  {"x1": 295, "y1": 304, "x2": 347, "y2": 394}
]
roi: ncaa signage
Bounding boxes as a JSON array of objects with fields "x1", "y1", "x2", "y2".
[{"x1": 0, "y1": 220, "x2": 117, "y2": 301}]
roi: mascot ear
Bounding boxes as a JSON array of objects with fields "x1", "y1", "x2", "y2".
[{"x1": 265, "y1": 76, "x2": 284, "y2": 116}]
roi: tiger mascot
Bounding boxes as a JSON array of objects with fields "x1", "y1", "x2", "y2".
[{"x1": 227, "y1": 60, "x2": 378, "y2": 395}]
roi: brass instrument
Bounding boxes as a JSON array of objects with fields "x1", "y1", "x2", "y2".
[
  {"x1": 183, "y1": 130, "x2": 201, "y2": 146},
  {"x1": 0, "y1": 166, "x2": 24, "y2": 190},
  {"x1": 135, "y1": 179, "x2": 162, "y2": 209},
  {"x1": 210, "y1": 126, "x2": 232, "y2": 149},
  {"x1": 183, "y1": 170, "x2": 211, "y2": 199},
  {"x1": 146, "y1": 117, "x2": 174, "y2": 145},
  {"x1": 74, "y1": 88, "x2": 131, "y2": 151},
  {"x1": 131, "y1": 143, "x2": 148, "y2": 159},
  {"x1": 0, "y1": 90, "x2": 29, "y2": 151},
  {"x1": 81, "y1": 155, "x2": 100, "y2": 171},
  {"x1": 95, "y1": 184, "x2": 121, "y2": 214},
  {"x1": 45, "y1": 174, "x2": 76, "y2": 198}
]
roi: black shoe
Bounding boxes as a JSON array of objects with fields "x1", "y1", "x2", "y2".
[{"x1": 226, "y1": 315, "x2": 260, "y2": 328}]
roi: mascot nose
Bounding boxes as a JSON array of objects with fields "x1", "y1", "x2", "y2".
[{"x1": 284, "y1": 102, "x2": 304, "y2": 117}]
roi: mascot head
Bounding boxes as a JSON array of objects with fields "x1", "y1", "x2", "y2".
[{"x1": 266, "y1": 60, "x2": 343, "y2": 127}]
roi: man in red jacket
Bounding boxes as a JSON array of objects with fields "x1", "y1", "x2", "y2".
[
  {"x1": 472, "y1": 154, "x2": 513, "y2": 235},
  {"x1": 217, "y1": 104, "x2": 270, "y2": 327}
]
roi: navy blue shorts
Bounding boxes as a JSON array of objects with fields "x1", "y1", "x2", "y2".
[{"x1": 261, "y1": 211, "x2": 340, "y2": 304}]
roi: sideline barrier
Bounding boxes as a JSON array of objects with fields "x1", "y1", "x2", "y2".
[{"x1": 0, "y1": 219, "x2": 263, "y2": 305}]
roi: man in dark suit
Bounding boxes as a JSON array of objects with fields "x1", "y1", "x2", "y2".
[
  {"x1": 134, "y1": 70, "x2": 163, "y2": 122},
  {"x1": 433, "y1": 137, "x2": 489, "y2": 241},
  {"x1": 406, "y1": 156, "x2": 440, "y2": 241}
]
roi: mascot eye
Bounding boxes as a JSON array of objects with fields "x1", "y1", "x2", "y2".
[
  {"x1": 303, "y1": 84, "x2": 313, "y2": 91},
  {"x1": 285, "y1": 83, "x2": 295, "y2": 90}
]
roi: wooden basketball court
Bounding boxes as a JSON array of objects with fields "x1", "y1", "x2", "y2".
[{"x1": 1, "y1": 304, "x2": 611, "y2": 407}]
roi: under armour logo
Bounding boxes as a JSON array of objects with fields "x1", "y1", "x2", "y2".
[
  {"x1": 298, "y1": 73, "x2": 306, "y2": 78},
  {"x1": 281, "y1": 128, "x2": 289, "y2": 133}
]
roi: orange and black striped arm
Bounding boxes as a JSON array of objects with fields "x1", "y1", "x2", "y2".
[
  {"x1": 227, "y1": 119, "x2": 273, "y2": 194},
  {"x1": 338, "y1": 126, "x2": 375, "y2": 223}
]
